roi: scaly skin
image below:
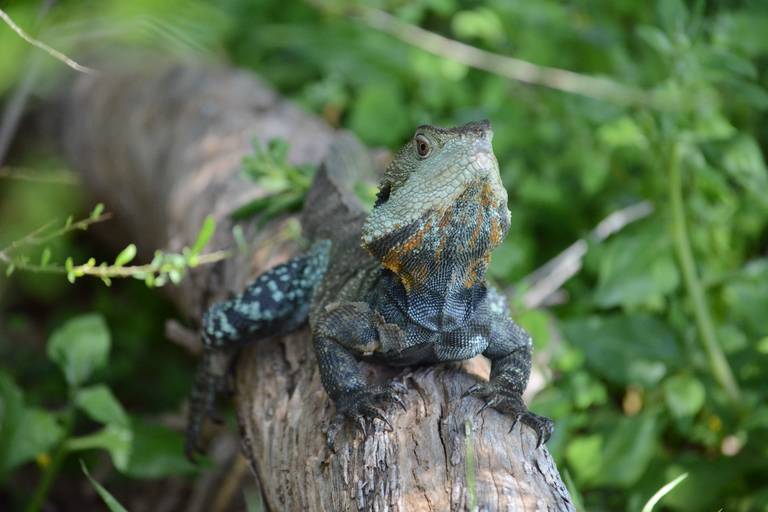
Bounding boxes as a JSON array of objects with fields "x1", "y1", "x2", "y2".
[{"x1": 187, "y1": 121, "x2": 553, "y2": 458}]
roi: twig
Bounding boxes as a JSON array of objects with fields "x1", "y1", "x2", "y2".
[
  {"x1": 667, "y1": 143, "x2": 740, "y2": 401},
  {"x1": 0, "y1": 1, "x2": 56, "y2": 166},
  {"x1": 345, "y1": 6, "x2": 650, "y2": 105},
  {"x1": 0, "y1": 7, "x2": 94, "y2": 74},
  {"x1": 517, "y1": 201, "x2": 654, "y2": 309},
  {"x1": 0, "y1": 166, "x2": 79, "y2": 184},
  {"x1": 0, "y1": 213, "x2": 111, "y2": 257},
  {"x1": 0, "y1": 250, "x2": 230, "y2": 277},
  {"x1": 165, "y1": 319, "x2": 202, "y2": 355},
  {"x1": 0, "y1": 56, "x2": 42, "y2": 166},
  {"x1": 210, "y1": 454, "x2": 249, "y2": 512}
]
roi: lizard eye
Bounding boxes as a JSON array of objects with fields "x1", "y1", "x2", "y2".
[{"x1": 414, "y1": 134, "x2": 431, "y2": 158}]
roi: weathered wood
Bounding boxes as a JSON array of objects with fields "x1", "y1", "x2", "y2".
[{"x1": 53, "y1": 62, "x2": 574, "y2": 511}]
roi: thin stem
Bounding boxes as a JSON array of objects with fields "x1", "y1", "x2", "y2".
[
  {"x1": 0, "y1": 213, "x2": 111, "y2": 257},
  {"x1": 0, "y1": 250, "x2": 231, "y2": 277},
  {"x1": 0, "y1": 7, "x2": 94, "y2": 74},
  {"x1": 349, "y1": 5, "x2": 650, "y2": 106},
  {"x1": 667, "y1": 142, "x2": 741, "y2": 401},
  {"x1": 25, "y1": 402, "x2": 76, "y2": 512}
]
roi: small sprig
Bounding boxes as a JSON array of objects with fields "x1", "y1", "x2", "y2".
[
  {"x1": 232, "y1": 138, "x2": 315, "y2": 222},
  {"x1": 1, "y1": 206, "x2": 229, "y2": 287}
]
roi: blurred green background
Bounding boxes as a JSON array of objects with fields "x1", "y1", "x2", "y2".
[{"x1": 1, "y1": 0, "x2": 767, "y2": 510}]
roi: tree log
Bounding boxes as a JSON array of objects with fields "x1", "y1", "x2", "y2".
[{"x1": 53, "y1": 62, "x2": 574, "y2": 511}]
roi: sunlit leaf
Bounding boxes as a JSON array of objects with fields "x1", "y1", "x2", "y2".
[
  {"x1": 595, "y1": 413, "x2": 658, "y2": 486},
  {"x1": 67, "y1": 424, "x2": 132, "y2": 471},
  {"x1": 191, "y1": 216, "x2": 216, "y2": 255},
  {"x1": 80, "y1": 460, "x2": 129, "y2": 512},
  {"x1": 47, "y1": 314, "x2": 111, "y2": 386},
  {"x1": 122, "y1": 419, "x2": 197, "y2": 478},
  {"x1": 76, "y1": 385, "x2": 129, "y2": 427},
  {"x1": 562, "y1": 314, "x2": 680, "y2": 387},
  {"x1": 5, "y1": 408, "x2": 63, "y2": 470},
  {"x1": 663, "y1": 374, "x2": 706, "y2": 419},
  {"x1": 114, "y1": 244, "x2": 137, "y2": 267}
]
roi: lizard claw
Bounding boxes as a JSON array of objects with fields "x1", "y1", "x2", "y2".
[
  {"x1": 325, "y1": 382, "x2": 407, "y2": 450},
  {"x1": 391, "y1": 393, "x2": 407, "y2": 412},
  {"x1": 366, "y1": 406, "x2": 393, "y2": 431},
  {"x1": 463, "y1": 381, "x2": 553, "y2": 448},
  {"x1": 476, "y1": 398, "x2": 498, "y2": 416},
  {"x1": 462, "y1": 383, "x2": 486, "y2": 399},
  {"x1": 357, "y1": 416, "x2": 368, "y2": 437}
]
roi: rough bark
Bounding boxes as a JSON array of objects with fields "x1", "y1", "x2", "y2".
[{"x1": 53, "y1": 62, "x2": 574, "y2": 511}]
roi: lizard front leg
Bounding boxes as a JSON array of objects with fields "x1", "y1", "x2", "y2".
[
  {"x1": 465, "y1": 315, "x2": 554, "y2": 447},
  {"x1": 186, "y1": 241, "x2": 330, "y2": 459},
  {"x1": 313, "y1": 302, "x2": 408, "y2": 450}
]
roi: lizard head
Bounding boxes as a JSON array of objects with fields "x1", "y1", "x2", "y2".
[{"x1": 362, "y1": 120, "x2": 510, "y2": 290}]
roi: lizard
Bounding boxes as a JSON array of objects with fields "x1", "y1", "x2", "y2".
[{"x1": 185, "y1": 120, "x2": 554, "y2": 458}]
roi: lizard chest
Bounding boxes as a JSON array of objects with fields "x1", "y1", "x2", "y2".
[{"x1": 370, "y1": 286, "x2": 489, "y2": 365}]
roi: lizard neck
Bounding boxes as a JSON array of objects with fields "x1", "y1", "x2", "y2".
[{"x1": 365, "y1": 180, "x2": 510, "y2": 297}]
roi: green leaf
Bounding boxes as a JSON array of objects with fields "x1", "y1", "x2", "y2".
[
  {"x1": 641, "y1": 472, "x2": 688, "y2": 512},
  {"x1": 232, "y1": 225, "x2": 247, "y2": 253},
  {"x1": 656, "y1": 0, "x2": 688, "y2": 34},
  {"x1": 595, "y1": 413, "x2": 658, "y2": 487},
  {"x1": 0, "y1": 372, "x2": 25, "y2": 476},
  {"x1": 114, "y1": 244, "x2": 137, "y2": 267},
  {"x1": 636, "y1": 25, "x2": 672, "y2": 55},
  {"x1": 191, "y1": 215, "x2": 216, "y2": 255},
  {"x1": 121, "y1": 419, "x2": 197, "y2": 478},
  {"x1": 40, "y1": 247, "x2": 51, "y2": 267},
  {"x1": 452, "y1": 8, "x2": 505, "y2": 45},
  {"x1": 722, "y1": 136, "x2": 768, "y2": 203},
  {"x1": 660, "y1": 457, "x2": 739, "y2": 510},
  {"x1": 349, "y1": 82, "x2": 410, "y2": 147},
  {"x1": 5, "y1": 408, "x2": 64, "y2": 470},
  {"x1": 565, "y1": 434, "x2": 603, "y2": 484},
  {"x1": 80, "y1": 460, "x2": 129, "y2": 512},
  {"x1": 516, "y1": 309, "x2": 552, "y2": 350},
  {"x1": 594, "y1": 222, "x2": 679, "y2": 310},
  {"x1": 47, "y1": 314, "x2": 111, "y2": 387},
  {"x1": 5, "y1": 263, "x2": 14, "y2": 277},
  {"x1": 67, "y1": 424, "x2": 132, "y2": 471},
  {"x1": 90, "y1": 203, "x2": 105, "y2": 220},
  {"x1": 562, "y1": 314, "x2": 680, "y2": 387},
  {"x1": 267, "y1": 138, "x2": 290, "y2": 164},
  {"x1": 598, "y1": 116, "x2": 648, "y2": 150},
  {"x1": 721, "y1": 259, "x2": 768, "y2": 336},
  {"x1": 663, "y1": 374, "x2": 706, "y2": 419},
  {"x1": 76, "y1": 385, "x2": 128, "y2": 427}
]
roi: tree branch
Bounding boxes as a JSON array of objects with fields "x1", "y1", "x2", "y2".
[{"x1": 50, "y1": 61, "x2": 574, "y2": 511}]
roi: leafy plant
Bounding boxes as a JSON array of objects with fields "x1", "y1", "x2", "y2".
[
  {"x1": 0, "y1": 205, "x2": 227, "y2": 287},
  {"x1": 219, "y1": 0, "x2": 768, "y2": 509},
  {"x1": 232, "y1": 138, "x2": 316, "y2": 222},
  {"x1": 0, "y1": 313, "x2": 194, "y2": 511}
]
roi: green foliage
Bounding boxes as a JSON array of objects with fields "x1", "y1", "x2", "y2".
[
  {"x1": 234, "y1": 138, "x2": 316, "y2": 222},
  {"x1": 0, "y1": 206, "x2": 228, "y2": 287},
  {"x1": 80, "y1": 461, "x2": 129, "y2": 512},
  {"x1": 2, "y1": 0, "x2": 768, "y2": 509},
  {"x1": 47, "y1": 314, "x2": 111, "y2": 387},
  {"x1": 0, "y1": 314, "x2": 195, "y2": 510},
  {"x1": 215, "y1": 0, "x2": 768, "y2": 508}
]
